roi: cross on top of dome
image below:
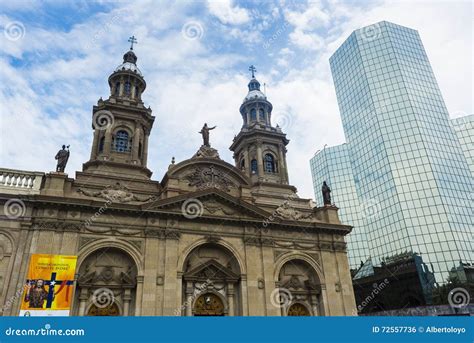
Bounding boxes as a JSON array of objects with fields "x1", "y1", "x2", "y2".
[
  {"x1": 249, "y1": 65, "x2": 257, "y2": 78},
  {"x1": 128, "y1": 35, "x2": 137, "y2": 50}
]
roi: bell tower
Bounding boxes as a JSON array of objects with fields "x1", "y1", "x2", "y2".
[
  {"x1": 83, "y1": 36, "x2": 155, "y2": 180},
  {"x1": 230, "y1": 66, "x2": 290, "y2": 185}
]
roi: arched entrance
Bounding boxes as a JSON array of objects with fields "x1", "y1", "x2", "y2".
[
  {"x1": 277, "y1": 259, "x2": 323, "y2": 316},
  {"x1": 181, "y1": 242, "x2": 241, "y2": 316},
  {"x1": 75, "y1": 247, "x2": 138, "y2": 316},
  {"x1": 87, "y1": 302, "x2": 120, "y2": 316},
  {"x1": 287, "y1": 303, "x2": 310, "y2": 316},
  {"x1": 194, "y1": 293, "x2": 225, "y2": 316}
]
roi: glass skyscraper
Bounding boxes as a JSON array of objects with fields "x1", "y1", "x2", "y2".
[
  {"x1": 451, "y1": 115, "x2": 474, "y2": 176},
  {"x1": 310, "y1": 144, "x2": 369, "y2": 269},
  {"x1": 327, "y1": 21, "x2": 473, "y2": 285}
]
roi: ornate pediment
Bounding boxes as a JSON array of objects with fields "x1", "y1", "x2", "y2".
[
  {"x1": 148, "y1": 190, "x2": 270, "y2": 221},
  {"x1": 77, "y1": 182, "x2": 155, "y2": 203},
  {"x1": 186, "y1": 165, "x2": 237, "y2": 192},
  {"x1": 274, "y1": 202, "x2": 315, "y2": 222},
  {"x1": 184, "y1": 259, "x2": 239, "y2": 282}
]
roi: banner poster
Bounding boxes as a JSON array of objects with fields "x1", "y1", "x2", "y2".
[{"x1": 19, "y1": 254, "x2": 77, "y2": 317}]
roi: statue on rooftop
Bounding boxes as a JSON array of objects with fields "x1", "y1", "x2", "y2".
[
  {"x1": 322, "y1": 181, "x2": 331, "y2": 206},
  {"x1": 199, "y1": 123, "x2": 216, "y2": 147},
  {"x1": 55, "y1": 145, "x2": 70, "y2": 173}
]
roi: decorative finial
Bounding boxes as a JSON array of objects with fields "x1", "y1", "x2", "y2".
[
  {"x1": 171, "y1": 156, "x2": 175, "y2": 164},
  {"x1": 249, "y1": 65, "x2": 257, "y2": 78},
  {"x1": 128, "y1": 35, "x2": 137, "y2": 50}
]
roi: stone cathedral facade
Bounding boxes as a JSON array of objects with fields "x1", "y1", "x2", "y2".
[{"x1": 0, "y1": 46, "x2": 356, "y2": 316}]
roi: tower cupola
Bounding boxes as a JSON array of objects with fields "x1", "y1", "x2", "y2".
[
  {"x1": 230, "y1": 66, "x2": 289, "y2": 186},
  {"x1": 240, "y1": 65, "x2": 273, "y2": 128},
  {"x1": 108, "y1": 35, "x2": 146, "y2": 102}
]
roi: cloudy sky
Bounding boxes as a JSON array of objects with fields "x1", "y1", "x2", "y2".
[{"x1": 0, "y1": 0, "x2": 472, "y2": 199}]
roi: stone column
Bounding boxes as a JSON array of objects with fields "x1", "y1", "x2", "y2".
[
  {"x1": 103, "y1": 126, "x2": 113, "y2": 156},
  {"x1": 244, "y1": 146, "x2": 250, "y2": 177},
  {"x1": 185, "y1": 281, "x2": 193, "y2": 316},
  {"x1": 256, "y1": 140, "x2": 264, "y2": 175},
  {"x1": 162, "y1": 237, "x2": 179, "y2": 315},
  {"x1": 310, "y1": 294, "x2": 319, "y2": 316},
  {"x1": 320, "y1": 284, "x2": 329, "y2": 316},
  {"x1": 132, "y1": 127, "x2": 140, "y2": 161},
  {"x1": 135, "y1": 275, "x2": 144, "y2": 316},
  {"x1": 142, "y1": 133, "x2": 149, "y2": 166},
  {"x1": 262, "y1": 245, "x2": 278, "y2": 316},
  {"x1": 119, "y1": 77, "x2": 124, "y2": 97},
  {"x1": 78, "y1": 287, "x2": 89, "y2": 316},
  {"x1": 123, "y1": 289, "x2": 131, "y2": 316},
  {"x1": 227, "y1": 283, "x2": 235, "y2": 316},
  {"x1": 278, "y1": 144, "x2": 288, "y2": 183},
  {"x1": 90, "y1": 129, "x2": 100, "y2": 160}
]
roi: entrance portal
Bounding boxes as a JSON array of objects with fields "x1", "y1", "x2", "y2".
[
  {"x1": 87, "y1": 303, "x2": 120, "y2": 316},
  {"x1": 194, "y1": 293, "x2": 224, "y2": 316},
  {"x1": 287, "y1": 303, "x2": 310, "y2": 316}
]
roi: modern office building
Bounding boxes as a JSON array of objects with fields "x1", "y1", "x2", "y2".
[
  {"x1": 327, "y1": 21, "x2": 473, "y2": 286},
  {"x1": 310, "y1": 144, "x2": 369, "y2": 270},
  {"x1": 451, "y1": 115, "x2": 474, "y2": 176}
]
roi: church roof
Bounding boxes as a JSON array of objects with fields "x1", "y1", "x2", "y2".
[
  {"x1": 244, "y1": 89, "x2": 267, "y2": 101},
  {"x1": 114, "y1": 49, "x2": 143, "y2": 76}
]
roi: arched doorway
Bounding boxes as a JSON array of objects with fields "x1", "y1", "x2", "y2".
[
  {"x1": 287, "y1": 303, "x2": 310, "y2": 316},
  {"x1": 181, "y1": 243, "x2": 241, "y2": 316},
  {"x1": 277, "y1": 259, "x2": 323, "y2": 316},
  {"x1": 87, "y1": 302, "x2": 120, "y2": 316},
  {"x1": 194, "y1": 293, "x2": 225, "y2": 316},
  {"x1": 75, "y1": 247, "x2": 138, "y2": 316}
]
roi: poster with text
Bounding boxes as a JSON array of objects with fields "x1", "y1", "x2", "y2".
[{"x1": 19, "y1": 254, "x2": 77, "y2": 316}]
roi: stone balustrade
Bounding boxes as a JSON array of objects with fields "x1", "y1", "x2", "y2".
[{"x1": 0, "y1": 168, "x2": 44, "y2": 195}]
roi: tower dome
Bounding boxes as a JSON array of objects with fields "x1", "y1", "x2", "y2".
[
  {"x1": 108, "y1": 36, "x2": 146, "y2": 101},
  {"x1": 239, "y1": 65, "x2": 273, "y2": 128}
]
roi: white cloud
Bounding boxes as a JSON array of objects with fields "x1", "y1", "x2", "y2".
[
  {"x1": 0, "y1": 0, "x2": 471, "y2": 203},
  {"x1": 207, "y1": 0, "x2": 251, "y2": 25}
]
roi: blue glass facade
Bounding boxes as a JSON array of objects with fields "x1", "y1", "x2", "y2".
[
  {"x1": 310, "y1": 144, "x2": 369, "y2": 269},
  {"x1": 328, "y1": 21, "x2": 473, "y2": 284},
  {"x1": 451, "y1": 115, "x2": 474, "y2": 176}
]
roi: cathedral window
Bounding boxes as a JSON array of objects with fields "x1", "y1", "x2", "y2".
[
  {"x1": 259, "y1": 109, "x2": 265, "y2": 122},
  {"x1": 135, "y1": 86, "x2": 140, "y2": 99},
  {"x1": 124, "y1": 81, "x2": 131, "y2": 96},
  {"x1": 251, "y1": 159, "x2": 258, "y2": 174},
  {"x1": 240, "y1": 159, "x2": 245, "y2": 171},
  {"x1": 98, "y1": 136, "x2": 105, "y2": 153},
  {"x1": 264, "y1": 154, "x2": 276, "y2": 173},
  {"x1": 114, "y1": 82, "x2": 120, "y2": 96},
  {"x1": 250, "y1": 109, "x2": 257, "y2": 121},
  {"x1": 114, "y1": 130, "x2": 130, "y2": 152}
]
